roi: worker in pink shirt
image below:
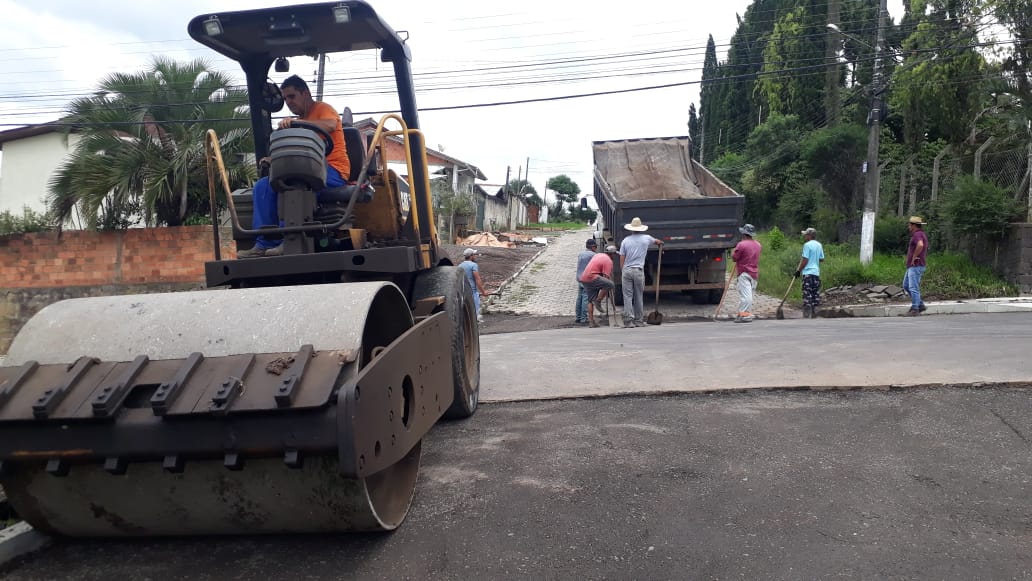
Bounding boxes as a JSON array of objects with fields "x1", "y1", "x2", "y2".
[
  {"x1": 731, "y1": 224, "x2": 762, "y2": 323},
  {"x1": 578, "y1": 245, "x2": 617, "y2": 328}
]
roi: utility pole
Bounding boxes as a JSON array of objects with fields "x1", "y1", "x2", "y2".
[
  {"x1": 523, "y1": 157, "x2": 530, "y2": 194},
  {"x1": 1027, "y1": 120, "x2": 1032, "y2": 222},
  {"x1": 504, "y1": 166, "x2": 511, "y2": 194},
  {"x1": 859, "y1": 0, "x2": 887, "y2": 265},
  {"x1": 315, "y1": 53, "x2": 327, "y2": 100},
  {"x1": 824, "y1": 0, "x2": 842, "y2": 126}
]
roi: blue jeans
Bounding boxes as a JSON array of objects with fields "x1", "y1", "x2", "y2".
[
  {"x1": 252, "y1": 165, "x2": 346, "y2": 249},
  {"x1": 903, "y1": 265, "x2": 926, "y2": 310},
  {"x1": 575, "y1": 283, "x2": 589, "y2": 322}
]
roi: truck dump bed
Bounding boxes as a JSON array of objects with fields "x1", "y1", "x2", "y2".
[{"x1": 592, "y1": 137, "x2": 744, "y2": 251}]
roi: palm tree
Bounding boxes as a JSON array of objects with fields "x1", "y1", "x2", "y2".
[{"x1": 48, "y1": 57, "x2": 256, "y2": 228}]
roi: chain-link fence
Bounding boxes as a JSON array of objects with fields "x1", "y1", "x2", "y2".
[{"x1": 883, "y1": 141, "x2": 1032, "y2": 221}]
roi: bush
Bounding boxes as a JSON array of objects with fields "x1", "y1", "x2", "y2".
[
  {"x1": 874, "y1": 215, "x2": 909, "y2": 255},
  {"x1": 943, "y1": 176, "x2": 1022, "y2": 240},
  {"x1": 0, "y1": 206, "x2": 55, "y2": 236},
  {"x1": 767, "y1": 226, "x2": 785, "y2": 251},
  {"x1": 775, "y1": 181, "x2": 822, "y2": 230},
  {"x1": 812, "y1": 208, "x2": 846, "y2": 243}
]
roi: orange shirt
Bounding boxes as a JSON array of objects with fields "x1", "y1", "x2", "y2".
[{"x1": 304, "y1": 101, "x2": 351, "y2": 180}]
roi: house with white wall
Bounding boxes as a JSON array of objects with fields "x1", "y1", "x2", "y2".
[
  {"x1": 0, "y1": 124, "x2": 77, "y2": 219},
  {"x1": 474, "y1": 184, "x2": 528, "y2": 231}
]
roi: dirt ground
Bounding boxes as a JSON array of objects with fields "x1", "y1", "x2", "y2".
[
  {"x1": 441, "y1": 243, "x2": 545, "y2": 293},
  {"x1": 442, "y1": 242, "x2": 575, "y2": 334}
]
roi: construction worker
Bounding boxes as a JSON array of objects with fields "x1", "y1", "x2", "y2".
[{"x1": 731, "y1": 224, "x2": 762, "y2": 323}]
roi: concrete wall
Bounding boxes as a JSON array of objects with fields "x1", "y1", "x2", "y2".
[
  {"x1": 0, "y1": 226, "x2": 235, "y2": 353},
  {"x1": 0, "y1": 132, "x2": 80, "y2": 216},
  {"x1": 962, "y1": 223, "x2": 1032, "y2": 293}
]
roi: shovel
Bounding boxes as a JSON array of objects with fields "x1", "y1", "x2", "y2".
[
  {"x1": 712, "y1": 257, "x2": 735, "y2": 321},
  {"x1": 646, "y1": 247, "x2": 664, "y2": 325},
  {"x1": 775, "y1": 275, "x2": 798, "y2": 320}
]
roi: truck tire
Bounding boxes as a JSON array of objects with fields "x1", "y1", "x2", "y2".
[
  {"x1": 708, "y1": 288, "x2": 724, "y2": 304},
  {"x1": 412, "y1": 266, "x2": 480, "y2": 419},
  {"x1": 690, "y1": 290, "x2": 709, "y2": 304}
]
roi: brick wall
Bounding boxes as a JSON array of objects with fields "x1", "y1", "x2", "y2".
[
  {"x1": 0, "y1": 226, "x2": 235, "y2": 288},
  {"x1": 1, "y1": 226, "x2": 235, "y2": 353}
]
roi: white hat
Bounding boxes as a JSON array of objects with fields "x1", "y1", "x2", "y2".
[
  {"x1": 605, "y1": 245, "x2": 618, "y2": 252},
  {"x1": 624, "y1": 217, "x2": 649, "y2": 232},
  {"x1": 462, "y1": 248, "x2": 478, "y2": 257}
]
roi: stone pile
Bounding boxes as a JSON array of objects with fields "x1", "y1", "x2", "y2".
[{"x1": 823, "y1": 283, "x2": 906, "y2": 303}]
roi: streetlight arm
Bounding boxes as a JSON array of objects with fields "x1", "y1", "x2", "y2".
[{"x1": 828, "y1": 22, "x2": 903, "y2": 63}]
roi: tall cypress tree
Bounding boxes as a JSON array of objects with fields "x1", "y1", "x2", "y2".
[
  {"x1": 688, "y1": 103, "x2": 701, "y2": 160},
  {"x1": 700, "y1": 35, "x2": 720, "y2": 163}
]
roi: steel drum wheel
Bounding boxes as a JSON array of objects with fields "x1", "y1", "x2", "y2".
[{"x1": 0, "y1": 282, "x2": 426, "y2": 536}]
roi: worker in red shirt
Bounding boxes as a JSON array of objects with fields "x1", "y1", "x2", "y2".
[
  {"x1": 731, "y1": 224, "x2": 762, "y2": 323},
  {"x1": 578, "y1": 245, "x2": 617, "y2": 328}
]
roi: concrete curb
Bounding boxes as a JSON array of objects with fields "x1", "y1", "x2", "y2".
[
  {"x1": 480, "y1": 380, "x2": 1032, "y2": 405},
  {"x1": 0, "y1": 522, "x2": 51, "y2": 568},
  {"x1": 826, "y1": 297, "x2": 1032, "y2": 318}
]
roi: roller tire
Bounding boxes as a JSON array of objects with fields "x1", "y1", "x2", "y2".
[
  {"x1": 412, "y1": 266, "x2": 480, "y2": 419},
  {"x1": 708, "y1": 288, "x2": 724, "y2": 304}
]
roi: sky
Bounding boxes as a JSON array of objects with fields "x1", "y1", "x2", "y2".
[{"x1": 0, "y1": 0, "x2": 903, "y2": 207}]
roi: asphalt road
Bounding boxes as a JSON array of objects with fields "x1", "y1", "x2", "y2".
[
  {"x1": 4, "y1": 312, "x2": 1032, "y2": 579},
  {"x1": 4, "y1": 388, "x2": 1032, "y2": 580},
  {"x1": 481, "y1": 312, "x2": 1032, "y2": 401}
]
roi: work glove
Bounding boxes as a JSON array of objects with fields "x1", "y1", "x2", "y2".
[{"x1": 793, "y1": 270, "x2": 801, "y2": 278}]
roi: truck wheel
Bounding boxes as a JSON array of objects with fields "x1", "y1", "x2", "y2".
[
  {"x1": 412, "y1": 267, "x2": 480, "y2": 419},
  {"x1": 708, "y1": 289, "x2": 724, "y2": 304},
  {"x1": 690, "y1": 290, "x2": 709, "y2": 304}
]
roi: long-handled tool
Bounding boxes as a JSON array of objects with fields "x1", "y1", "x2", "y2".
[
  {"x1": 775, "y1": 275, "x2": 798, "y2": 320},
  {"x1": 712, "y1": 257, "x2": 735, "y2": 321},
  {"x1": 608, "y1": 291, "x2": 623, "y2": 328},
  {"x1": 646, "y1": 247, "x2": 664, "y2": 325}
]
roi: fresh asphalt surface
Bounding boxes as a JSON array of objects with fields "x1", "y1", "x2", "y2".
[{"x1": 3, "y1": 314, "x2": 1032, "y2": 580}]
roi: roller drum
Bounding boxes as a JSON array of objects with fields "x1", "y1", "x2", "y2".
[{"x1": 0, "y1": 282, "x2": 444, "y2": 536}]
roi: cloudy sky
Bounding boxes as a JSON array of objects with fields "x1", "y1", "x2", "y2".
[{"x1": 0, "y1": 0, "x2": 903, "y2": 205}]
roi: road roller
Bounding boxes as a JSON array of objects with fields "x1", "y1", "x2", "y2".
[{"x1": 0, "y1": 1, "x2": 479, "y2": 536}]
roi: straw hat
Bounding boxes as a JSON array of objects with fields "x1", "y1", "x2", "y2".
[
  {"x1": 624, "y1": 217, "x2": 649, "y2": 232},
  {"x1": 908, "y1": 216, "x2": 926, "y2": 225}
]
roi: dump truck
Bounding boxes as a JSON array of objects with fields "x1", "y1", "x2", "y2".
[
  {"x1": 592, "y1": 136, "x2": 746, "y2": 305},
  {"x1": 0, "y1": 1, "x2": 478, "y2": 537}
]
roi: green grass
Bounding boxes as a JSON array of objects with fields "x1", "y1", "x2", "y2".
[
  {"x1": 753, "y1": 232, "x2": 1017, "y2": 304},
  {"x1": 522, "y1": 222, "x2": 588, "y2": 231}
]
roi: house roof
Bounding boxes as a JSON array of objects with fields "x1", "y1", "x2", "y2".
[
  {"x1": 0, "y1": 122, "x2": 68, "y2": 146},
  {"x1": 354, "y1": 117, "x2": 487, "y2": 180}
]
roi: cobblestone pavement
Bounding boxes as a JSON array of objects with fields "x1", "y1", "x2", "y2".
[{"x1": 486, "y1": 229, "x2": 794, "y2": 321}]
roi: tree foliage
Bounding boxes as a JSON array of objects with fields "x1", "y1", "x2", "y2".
[
  {"x1": 47, "y1": 57, "x2": 255, "y2": 229},
  {"x1": 688, "y1": 103, "x2": 701, "y2": 160},
  {"x1": 0, "y1": 206, "x2": 56, "y2": 236},
  {"x1": 694, "y1": 0, "x2": 1029, "y2": 246},
  {"x1": 546, "y1": 174, "x2": 581, "y2": 221},
  {"x1": 943, "y1": 176, "x2": 1023, "y2": 239}
]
